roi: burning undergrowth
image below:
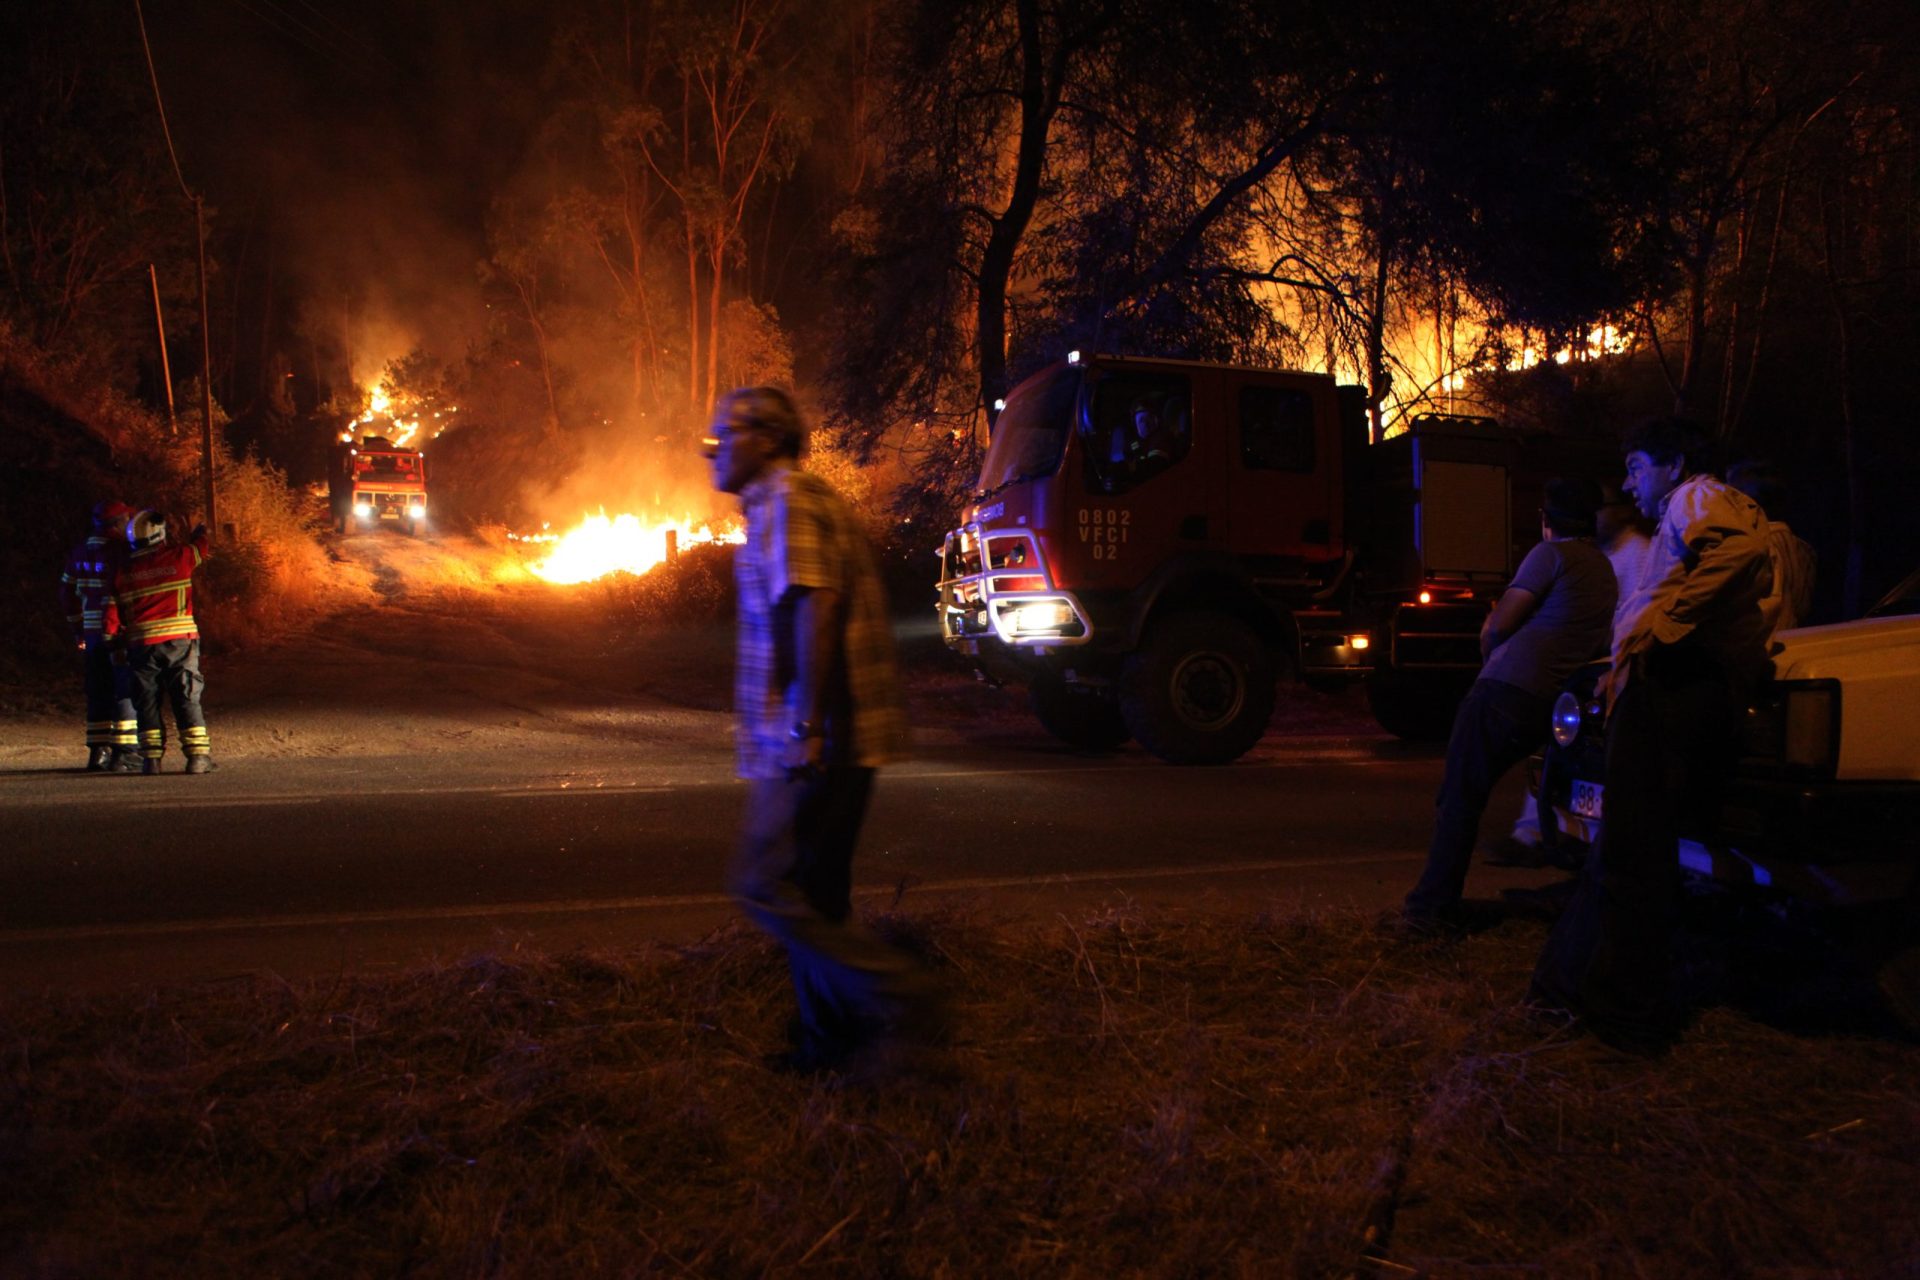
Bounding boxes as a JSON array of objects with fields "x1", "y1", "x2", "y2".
[{"x1": 2, "y1": 909, "x2": 1915, "y2": 1277}]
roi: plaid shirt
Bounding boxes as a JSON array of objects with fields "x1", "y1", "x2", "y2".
[{"x1": 732, "y1": 464, "x2": 908, "y2": 779}]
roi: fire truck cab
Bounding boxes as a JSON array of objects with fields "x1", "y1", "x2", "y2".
[
  {"x1": 331, "y1": 435, "x2": 429, "y2": 536},
  {"x1": 936, "y1": 353, "x2": 1534, "y2": 763}
]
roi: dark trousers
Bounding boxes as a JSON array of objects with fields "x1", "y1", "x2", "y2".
[
  {"x1": 129, "y1": 638, "x2": 209, "y2": 760},
  {"x1": 1406, "y1": 678, "x2": 1551, "y2": 916},
  {"x1": 81, "y1": 641, "x2": 137, "y2": 751},
  {"x1": 1532, "y1": 644, "x2": 1746, "y2": 1044},
  {"x1": 730, "y1": 766, "x2": 919, "y2": 1050}
]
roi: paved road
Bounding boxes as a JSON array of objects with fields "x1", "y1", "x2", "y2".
[
  {"x1": 0, "y1": 731, "x2": 1565, "y2": 992},
  {"x1": 0, "y1": 536, "x2": 1561, "y2": 991}
]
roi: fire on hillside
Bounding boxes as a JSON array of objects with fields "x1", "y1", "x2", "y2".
[{"x1": 511, "y1": 511, "x2": 744, "y2": 584}]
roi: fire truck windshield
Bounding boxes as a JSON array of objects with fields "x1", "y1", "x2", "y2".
[{"x1": 975, "y1": 364, "x2": 1082, "y2": 499}]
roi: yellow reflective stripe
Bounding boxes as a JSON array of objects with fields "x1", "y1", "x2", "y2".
[
  {"x1": 119, "y1": 579, "x2": 193, "y2": 602},
  {"x1": 114, "y1": 719, "x2": 139, "y2": 730},
  {"x1": 130, "y1": 619, "x2": 198, "y2": 639}
]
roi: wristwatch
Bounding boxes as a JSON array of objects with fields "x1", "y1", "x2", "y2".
[{"x1": 790, "y1": 721, "x2": 822, "y2": 741}]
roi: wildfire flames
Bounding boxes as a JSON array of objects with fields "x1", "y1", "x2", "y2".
[{"x1": 513, "y1": 511, "x2": 745, "y2": 584}]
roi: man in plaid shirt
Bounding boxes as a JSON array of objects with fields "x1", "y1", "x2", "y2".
[{"x1": 706, "y1": 386, "x2": 929, "y2": 1072}]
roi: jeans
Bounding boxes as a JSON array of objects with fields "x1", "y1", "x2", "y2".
[
  {"x1": 730, "y1": 766, "x2": 921, "y2": 1051},
  {"x1": 1406, "y1": 678, "x2": 1552, "y2": 917},
  {"x1": 1532, "y1": 642, "x2": 1747, "y2": 1044}
]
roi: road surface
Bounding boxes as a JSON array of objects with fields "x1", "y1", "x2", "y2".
[{"x1": 0, "y1": 532, "x2": 1557, "y2": 991}]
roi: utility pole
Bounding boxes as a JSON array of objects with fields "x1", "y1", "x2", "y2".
[
  {"x1": 147, "y1": 263, "x2": 177, "y2": 434},
  {"x1": 194, "y1": 197, "x2": 216, "y2": 535}
]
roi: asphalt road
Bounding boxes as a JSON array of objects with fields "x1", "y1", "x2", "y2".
[{"x1": 0, "y1": 533, "x2": 1560, "y2": 991}]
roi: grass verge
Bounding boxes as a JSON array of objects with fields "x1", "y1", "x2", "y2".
[{"x1": 2, "y1": 908, "x2": 1915, "y2": 1277}]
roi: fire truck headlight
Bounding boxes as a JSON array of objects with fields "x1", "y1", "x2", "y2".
[
  {"x1": 994, "y1": 599, "x2": 1076, "y2": 640},
  {"x1": 353, "y1": 502, "x2": 373, "y2": 518},
  {"x1": 410, "y1": 502, "x2": 426, "y2": 517},
  {"x1": 1551, "y1": 691, "x2": 1584, "y2": 748}
]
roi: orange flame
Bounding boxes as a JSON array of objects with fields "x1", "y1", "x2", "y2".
[{"x1": 515, "y1": 511, "x2": 744, "y2": 584}]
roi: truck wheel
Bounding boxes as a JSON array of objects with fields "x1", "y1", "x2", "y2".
[
  {"x1": 1029, "y1": 674, "x2": 1129, "y2": 751},
  {"x1": 1120, "y1": 611, "x2": 1275, "y2": 765},
  {"x1": 1366, "y1": 669, "x2": 1466, "y2": 741}
]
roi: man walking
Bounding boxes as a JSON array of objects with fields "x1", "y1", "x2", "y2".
[
  {"x1": 112, "y1": 511, "x2": 216, "y2": 775},
  {"x1": 1403, "y1": 478, "x2": 1616, "y2": 928},
  {"x1": 1533, "y1": 419, "x2": 1772, "y2": 1052},
  {"x1": 59, "y1": 501, "x2": 139, "y2": 771},
  {"x1": 705, "y1": 386, "x2": 928, "y2": 1072}
]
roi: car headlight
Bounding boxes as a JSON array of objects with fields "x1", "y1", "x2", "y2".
[
  {"x1": 353, "y1": 502, "x2": 373, "y2": 518},
  {"x1": 1551, "y1": 690, "x2": 1584, "y2": 748}
]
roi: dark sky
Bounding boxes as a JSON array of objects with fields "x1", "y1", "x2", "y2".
[{"x1": 146, "y1": 0, "x2": 556, "y2": 379}]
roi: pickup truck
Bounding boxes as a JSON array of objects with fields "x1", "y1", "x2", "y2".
[{"x1": 1536, "y1": 565, "x2": 1920, "y2": 1023}]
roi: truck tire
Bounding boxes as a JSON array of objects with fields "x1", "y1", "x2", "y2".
[
  {"x1": 1029, "y1": 674, "x2": 1129, "y2": 751},
  {"x1": 1120, "y1": 611, "x2": 1275, "y2": 765},
  {"x1": 1366, "y1": 668, "x2": 1466, "y2": 741}
]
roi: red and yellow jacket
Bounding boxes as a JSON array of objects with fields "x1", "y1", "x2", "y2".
[
  {"x1": 58, "y1": 534, "x2": 122, "y2": 642},
  {"x1": 111, "y1": 528, "x2": 211, "y2": 645}
]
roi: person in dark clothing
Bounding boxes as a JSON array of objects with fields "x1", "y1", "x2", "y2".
[
  {"x1": 1532, "y1": 419, "x2": 1772, "y2": 1053},
  {"x1": 59, "y1": 501, "x2": 140, "y2": 771},
  {"x1": 1403, "y1": 477, "x2": 1615, "y2": 927}
]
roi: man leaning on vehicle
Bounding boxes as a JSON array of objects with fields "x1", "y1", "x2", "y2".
[{"x1": 1532, "y1": 417, "x2": 1773, "y2": 1053}]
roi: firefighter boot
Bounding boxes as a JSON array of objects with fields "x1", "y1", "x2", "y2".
[
  {"x1": 86, "y1": 745, "x2": 114, "y2": 771},
  {"x1": 106, "y1": 748, "x2": 144, "y2": 773},
  {"x1": 181, "y1": 725, "x2": 212, "y2": 775}
]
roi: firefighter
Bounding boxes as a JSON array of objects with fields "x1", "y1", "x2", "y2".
[
  {"x1": 112, "y1": 511, "x2": 216, "y2": 775},
  {"x1": 58, "y1": 500, "x2": 140, "y2": 771}
]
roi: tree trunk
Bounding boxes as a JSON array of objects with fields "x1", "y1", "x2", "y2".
[
  {"x1": 1818, "y1": 184, "x2": 1866, "y2": 617},
  {"x1": 1364, "y1": 239, "x2": 1391, "y2": 444},
  {"x1": 976, "y1": 0, "x2": 1056, "y2": 426}
]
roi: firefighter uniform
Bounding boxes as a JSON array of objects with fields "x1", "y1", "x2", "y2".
[
  {"x1": 58, "y1": 515, "x2": 139, "y2": 769},
  {"x1": 112, "y1": 523, "x2": 214, "y2": 773}
]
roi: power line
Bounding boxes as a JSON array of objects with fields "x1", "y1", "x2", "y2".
[{"x1": 131, "y1": 0, "x2": 193, "y2": 202}]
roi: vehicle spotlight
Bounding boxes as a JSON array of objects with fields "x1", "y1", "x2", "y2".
[
  {"x1": 1551, "y1": 691, "x2": 1584, "y2": 747},
  {"x1": 354, "y1": 502, "x2": 373, "y2": 519},
  {"x1": 1348, "y1": 634, "x2": 1370, "y2": 650}
]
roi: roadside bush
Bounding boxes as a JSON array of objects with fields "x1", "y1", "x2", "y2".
[
  {"x1": 0, "y1": 323, "x2": 360, "y2": 700},
  {"x1": 598, "y1": 541, "x2": 735, "y2": 627}
]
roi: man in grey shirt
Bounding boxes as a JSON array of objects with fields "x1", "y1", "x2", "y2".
[{"x1": 1403, "y1": 477, "x2": 1617, "y2": 926}]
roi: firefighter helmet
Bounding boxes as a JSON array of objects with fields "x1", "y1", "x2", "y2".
[
  {"x1": 92, "y1": 500, "x2": 135, "y2": 528},
  {"x1": 128, "y1": 510, "x2": 168, "y2": 550}
]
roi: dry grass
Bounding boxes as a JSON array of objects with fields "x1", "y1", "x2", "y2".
[{"x1": 3, "y1": 909, "x2": 1914, "y2": 1277}]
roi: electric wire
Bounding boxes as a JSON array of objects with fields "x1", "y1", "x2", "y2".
[{"x1": 130, "y1": 0, "x2": 194, "y2": 201}]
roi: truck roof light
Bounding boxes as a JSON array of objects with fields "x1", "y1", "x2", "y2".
[{"x1": 1067, "y1": 350, "x2": 1081, "y2": 365}]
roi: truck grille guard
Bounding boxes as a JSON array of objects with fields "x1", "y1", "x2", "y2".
[{"x1": 937, "y1": 524, "x2": 1091, "y2": 646}]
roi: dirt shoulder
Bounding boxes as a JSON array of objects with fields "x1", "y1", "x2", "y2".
[{"x1": 2, "y1": 907, "x2": 1913, "y2": 1277}]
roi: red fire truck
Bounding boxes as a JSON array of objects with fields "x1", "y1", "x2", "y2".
[
  {"x1": 936, "y1": 353, "x2": 1577, "y2": 763},
  {"x1": 330, "y1": 435, "x2": 429, "y2": 535}
]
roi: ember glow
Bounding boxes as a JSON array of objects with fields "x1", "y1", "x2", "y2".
[{"x1": 514, "y1": 511, "x2": 745, "y2": 584}]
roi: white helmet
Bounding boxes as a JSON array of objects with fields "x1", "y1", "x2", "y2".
[{"x1": 128, "y1": 510, "x2": 168, "y2": 550}]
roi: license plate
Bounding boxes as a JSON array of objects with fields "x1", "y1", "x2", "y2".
[{"x1": 1570, "y1": 780, "x2": 1605, "y2": 819}]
